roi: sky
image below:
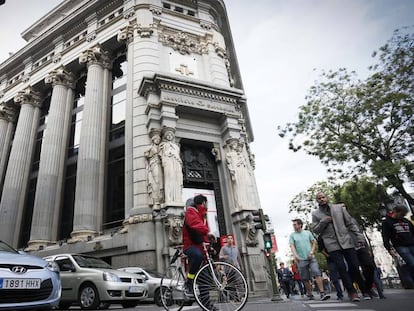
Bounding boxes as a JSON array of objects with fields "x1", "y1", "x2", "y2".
[{"x1": 1, "y1": 0, "x2": 414, "y2": 261}]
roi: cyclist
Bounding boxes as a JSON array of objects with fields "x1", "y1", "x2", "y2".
[{"x1": 182, "y1": 194, "x2": 216, "y2": 306}]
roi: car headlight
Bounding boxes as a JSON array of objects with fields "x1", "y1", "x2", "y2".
[
  {"x1": 46, "y1": 261, "x2": 60, "y2": 273},
  {"x1": 103, "y1": 272, "x2": 121, "y2": 282}
]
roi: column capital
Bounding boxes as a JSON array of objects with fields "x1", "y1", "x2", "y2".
[
  {"x1": 13, "y1": 86, "x2": 42, "y2": 108},
  {"x1": 117, "y1": 23, "x2": 135, "y2": 44},
  {"x1": 45, "y1": 66, "x2": 76, "y2": 89},
  {"x1": 79, "y1": 44, "x2": 112, "y2": 69},
  {"x1": 0, "y1": 103, "x2": 17, "y2": 122}
]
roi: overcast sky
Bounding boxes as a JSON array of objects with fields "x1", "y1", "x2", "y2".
[{"x1": 1, "y1": 0, "x2": 414, "y2": 261}]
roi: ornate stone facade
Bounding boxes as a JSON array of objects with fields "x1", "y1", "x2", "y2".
[{"x1": 0, "y1": 0, "x2": 268, "y2": 296}]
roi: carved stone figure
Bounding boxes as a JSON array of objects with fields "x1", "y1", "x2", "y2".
[
  {"x1": 225, "y1": 139, "x2": 258, "y2": 211},
  {"x1": 145, "y1": 132, "x2": 164, "y2": 207},
  {"x1": 159, "y1": 129, "x2": 183, "y2": 205},
  {"x1": 165, "y1": 216, "x2": 183, "y2": 245}
]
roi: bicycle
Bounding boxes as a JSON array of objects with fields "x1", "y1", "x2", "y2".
[{"x1": 160, "y1": 242, "x2": 248, "y2": 311}]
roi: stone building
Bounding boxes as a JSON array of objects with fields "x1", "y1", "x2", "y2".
[{"x1": 0, "y1": 0, "x2": 267, "y2": 294}]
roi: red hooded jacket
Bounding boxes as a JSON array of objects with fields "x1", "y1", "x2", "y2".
[{"x1": 183, "y1": 204, "x2": 210, "y2": 251}]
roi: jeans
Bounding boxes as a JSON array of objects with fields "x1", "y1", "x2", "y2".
[
  {"x1": 327, "y1": 257, "x2": 343, "y2": 298},
  {"x1": 357, "y1": 246, "x2": 375, "y2": 292},
  {"x1": 395, "y1": 245, "x2": 414, "y2": 276},
  {"x1": 328, "y1": 248, "x2": 362, "y2": 294},
  {"x1": 184, "y1": 246, "x2": 204, "y2": 276}
]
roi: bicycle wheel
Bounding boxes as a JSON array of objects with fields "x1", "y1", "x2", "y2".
[
  {"x1": 160, "y1": 265, "x2": 187, "y2": 311},
  {"x1": 194, "y1": 261, "x2": 248, "y2": 311}
]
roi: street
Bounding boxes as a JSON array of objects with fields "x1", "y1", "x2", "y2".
[{"x1": 61, "y1": 288, "x2": 413, "y2": 311}]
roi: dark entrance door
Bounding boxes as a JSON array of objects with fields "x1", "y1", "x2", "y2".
[{"x1": 180, "y1": 141, "x2": 226, "y2": 235}]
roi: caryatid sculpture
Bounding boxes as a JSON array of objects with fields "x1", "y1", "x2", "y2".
[
  {"x1": 145, "y1": 130, "x2": 164, "y2": 208},
  {"x1": 225, "y1": 139, "x2": 259, "y2": 211},
  {"x1": 159, "y1": 129, "x2": 183, "y2": 206}
]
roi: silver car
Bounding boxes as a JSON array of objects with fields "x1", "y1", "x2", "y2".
[
  {"x1": 44, "y1": 254, "x2": 148, "y2": 310},
  {"x1": 0, "y1": 240, "x2": 61, "y2": 310},
  {"x1": 118, "y1": 267, "x2": 165, "y2": 306}
]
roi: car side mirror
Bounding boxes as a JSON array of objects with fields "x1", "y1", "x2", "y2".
[{"x1": 61, "y1": 263, "x2": 76, "y2": 272}]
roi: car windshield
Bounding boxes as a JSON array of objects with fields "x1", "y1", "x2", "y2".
[
  {"x1": 73, "y1": 255, "x2": 113, "y2": 269},
  {"x1": 0, "y1": 240, "x2": 19, "y2": 254},
  {"x1": 147, "y1": 270, "x2": 163, "y2": 278}
]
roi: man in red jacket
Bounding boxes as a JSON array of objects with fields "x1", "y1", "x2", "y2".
[{"x1": 182, "y1": 194, "x2": 215, "y2": 298}]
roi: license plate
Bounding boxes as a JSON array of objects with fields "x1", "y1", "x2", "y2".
[
  {"x1": 0, "y1": 278, "x2": 41, "y2": 289},
  {"x1": 129, "y1": 286, "x2": 143, "y2": 293}
]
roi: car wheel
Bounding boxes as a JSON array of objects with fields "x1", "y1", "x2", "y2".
[
  {"x1": 121, "y1": 301, "x2": 139, "y2": 308},
  {"x1": 154, "y1": 288, "x2": 163, "y2": 306},
  {"x1": 79, "y1": 283, "x2": 100, "y2": 310}
]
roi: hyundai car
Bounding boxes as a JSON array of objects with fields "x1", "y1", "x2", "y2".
[{"x1": 0, "y1": 240, "x2": 61, "y2": 310}]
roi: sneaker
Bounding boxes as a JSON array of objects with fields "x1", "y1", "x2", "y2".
[
  {"x1": 350, "y1": 292, "x2": 360, "y2": 302},
  {"x1": 184, "y1": 281, "x2": 194, "y2": 298},
  {"x1": 337, "y1": 296, "x2": 344, "y2": 300},
  {"x1": 362, "y1": 293, "x2": 372, "y2": 300},
  {"x1": 307, "y1": 294, "x2": 315, "y2": 300},
  {"x1": 320, "y1": 292, "x2": 331, "y2": 301},
  {"x1": 369, "y1": 289, "x2": 378, "y2": 298}
]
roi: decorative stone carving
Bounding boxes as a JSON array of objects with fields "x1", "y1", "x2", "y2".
[
  {"x1": 0, "y1": 104, "x2": 17, "y2": 122},
  {"x1": 86, "y1": 32, "x2": 97, "y2": 42},
  {"x1": 240, "y1": 218, "x2": 259, "y2": 247},
  {"x1": 137, "y1": 25, "x2": 154, "y2": 38},
  {"x1": 45, "y1": 66, "x2": 75, "y2": 88},
  {"x1": 165, "y1": 216, "x2": 183, "y2": 245},
  {"x1": 117, "y1": 24, "x2": 135, "y2": 43},
  {"x1": 145, "y1": 130, "x2": 164, "y2": 208},
  {"x1": 126, "y1": 213, "x2": 154, "y2": 224},
  {"x1": 225, "y1": 139, "x2": 258, "y2": 211},
  {"x1": 79, "y1": 44, "x2": 111, "y2": 69},
  {"x1": 14, "y1": 86, "x2": 42, "y2": 108},
  {"x1": 213, "y1": 42, "x2": 226, "y2": 59},
  {"x1": 159, "y1": 30, "x2": 208, "y2": 55},
  {"x1": 159, "y1": 129, "x2": 183, "y2": 206},
  {"x1": 149, "y1": 6, "x2": 162, "y2": 16},
  {"x1": 52, "y1": 53, "x2": 62, "y2": 63}
]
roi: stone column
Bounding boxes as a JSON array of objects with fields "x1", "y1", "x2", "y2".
[
  {"x1": 117, "y1": 22, "x2": 135, "y2": 220},
  {"x1": 0, "y1": 87, "x2": 42, "y2": 246},
  {"x1": 0, "y1": 104, "x2": 16, "y2": 190},
  {"x1": 27, "y1": 67, "x2": 75, "y2": 250},
  {"x1": 70, "y1": 45, "x2": 111, "y2": 242}
]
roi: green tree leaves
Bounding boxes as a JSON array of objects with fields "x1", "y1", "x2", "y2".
[{"x1": 279, "y1": 27, "x2": 414, "y2": 207}]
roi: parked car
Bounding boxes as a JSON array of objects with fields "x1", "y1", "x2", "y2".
[
  {"x1": 118, "y1": 266, "x2": 192, "y2": 307},
  {"x1": 43, "y1": 254, "x2": 148, "y2": 310},
  {"x1": 118, "y1": 267, "x2": 165, "y2": 306},
  {"x1": 0, "y1": 240, "x2": 61, "y2": 310}
]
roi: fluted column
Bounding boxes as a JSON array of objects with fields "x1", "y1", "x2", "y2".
[
  {"x1": 0, "y1": 104, "x2": 16, "y2": 191},
  {"x1": 0, "y1": 87, "x2": 42, "y2": 246},
  {"x1": 27, "y1": 67, "x2": 75, "y2": 250},
  {"x1": 117, "y1": 23, "x2": 135, "y2": 220},
  {"x1": 70, "y1": 45, "x2": 111, "y2": 242}
]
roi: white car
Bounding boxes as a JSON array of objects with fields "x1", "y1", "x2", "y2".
[
  {"x1": 44, "y1": 254, "x2": 148, "y2": 310},
  {"x1": 0, "y1": 240, "x2": 61, "y2": 310}
]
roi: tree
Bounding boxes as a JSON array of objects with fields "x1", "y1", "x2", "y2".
[
  {"x1": 288, "y1": 181, "x2": 337, "y2": 219},
  {"x1": 333, "y1": 177, "x2": 390, "y2": 228},
  {"x1": 289, "y1": 178, "x2": 389, "y2": 231},
  {"x1": 278, "y1": 27, "x2": 414, "y2": 209}
]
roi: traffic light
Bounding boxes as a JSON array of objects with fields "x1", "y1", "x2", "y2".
[
  {"x1": 251, "y1": 209, "x2": 269, "y2": 231},
  {"x1": 263, "y1": 233, "x2": 272, "y2": 250}
]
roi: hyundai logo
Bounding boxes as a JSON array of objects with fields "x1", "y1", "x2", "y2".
[{"x1": 11, "y1": 266, "x2": 27, "y2": 274}]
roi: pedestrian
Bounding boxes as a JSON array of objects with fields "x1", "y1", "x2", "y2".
[
  {"x1": 277, "y1": 262, "x2": 293, "y2": 298},
  {"x1": 311, "y1": 192, "x2": 367, "y2": 302},
  {"x1": 219, "y1": 234, "x2": 241, "y2": 269},
  {"x1": 317, "y1": 235, "x2": 345, "y2": 300},
  {"x1": 382, "y1": 205, "x2": 414, "y2": 283},
  {"x1": 291, "y1": 262, "x2": 305, "y2": 297},
  {"x1": 372, "y1": 263, "x2": 386, "y2": 299},
  {"x1": 182, "y1": 194, "x2": 218, "y2": 310},
  {"x1": 289, "y1": 218, "x2": 331, "y2": 301}
]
